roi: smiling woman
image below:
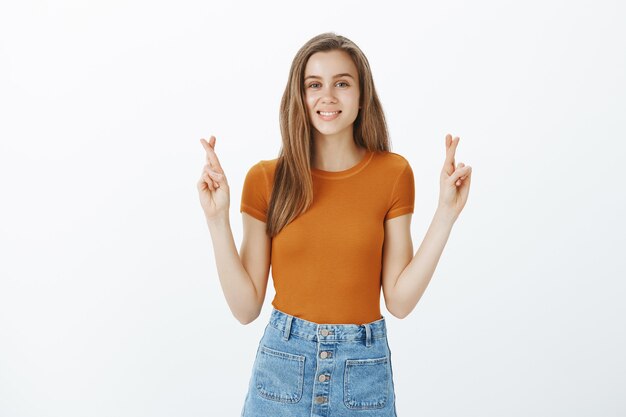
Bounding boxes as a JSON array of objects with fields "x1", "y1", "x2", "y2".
[
  {"x1": 197, "y1": 31, "x2": 471, "y2": 417},
  {"x1": 303, "y1": 50, "x2": 362, "y2": 153}
]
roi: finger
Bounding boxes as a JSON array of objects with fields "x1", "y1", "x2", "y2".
[
  {"x1": 200, "y1": 139, "x2": 210, "y2": 167},
  {"x1": 197, "y1": 177, "x2": 208, "y2": 191},
  {"x1": 444, "y1": 134, "x2": 459, "y2": 175},
  {"x1": 200, "y1": 136, "x2": 224, "y2": 173},
  {"x1": 449, "y1": 136, "x2": 459, "y2": 162},
  {"x1": 204, "y1": 164, "x2": 224, "y2": 186},
  {"x1": 204, "y1": 171, "x2": 219, "y2": 189},
  {"x1": 204, "y1": 136, "x2": 216, "y2": 152},
  {"x1": 201, "y1": 166, "x2": 220, "y2": 189},
  {"x1": 450, "y1": 165, "x2": 471, "y2": 184},
  {"x1": 200, "y1": 137, "x2": 216, "y2": 167},
  {"x1": 202, "y1": 172, "x2": 215, "y2": 191},
  {"x1": 200, "y1": 137, "x2": 213, "y2": 153},
  {"x1": 205, "y1": 167, "x2": 223, "y2": 189},
  {"x1": 457, "y1": 168, "x2": 472, "y2": 187},
  {"x1": 201, "y1": 165, "x2": 213, "y2": 188}
]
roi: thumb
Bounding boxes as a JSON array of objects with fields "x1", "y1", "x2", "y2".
[{"x1": 450, "y1": 165, "x2": 471, "y2": 183}]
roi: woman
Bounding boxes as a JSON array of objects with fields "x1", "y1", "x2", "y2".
[{"x1": 197, "y1": 32, "x2": 471, "y2": 417}]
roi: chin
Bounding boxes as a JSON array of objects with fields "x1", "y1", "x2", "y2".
[{"x1": 314, "y1": 126, "x2": 347, "y2": 136}]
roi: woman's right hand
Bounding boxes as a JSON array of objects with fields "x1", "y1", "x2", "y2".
[{"x1": 197, "y1": 135, "x2": 230, "y2": 220}]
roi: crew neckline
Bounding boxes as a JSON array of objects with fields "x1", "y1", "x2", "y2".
[{"x1": 311, "y1": 150, "x2": 374, "y2": 179}]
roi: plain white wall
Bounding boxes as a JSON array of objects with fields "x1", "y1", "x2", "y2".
[{"x1": 1, "y1": 1, "x2": 625, "y2": 416}]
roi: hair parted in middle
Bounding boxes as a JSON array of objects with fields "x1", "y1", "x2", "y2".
[{"x1": 265, "y1": 32, "x2": 392, "y2": 237}]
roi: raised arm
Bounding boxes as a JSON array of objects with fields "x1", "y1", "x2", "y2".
[{"x1": 198, "y1": 136, "x2": 269, "y2": 324}]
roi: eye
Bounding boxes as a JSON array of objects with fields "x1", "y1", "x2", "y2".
[{"x1": 306, "y1": 81, "x2": 350, "y2": 89}]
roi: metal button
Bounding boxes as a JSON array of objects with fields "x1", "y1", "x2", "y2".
[
  {"x1": 318, "y1": 374, "x2": 329, "y2": 382},
  {"x1": 320, "y1": 351, "x2": 329, "y2": 358},
  {"x1": 315, "y1": 396, "x2": 327, "y2": 404},
  {"x1": 320, "y1": 329, "x2": 329, "y2": 336}
]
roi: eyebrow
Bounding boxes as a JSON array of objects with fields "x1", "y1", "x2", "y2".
[{"x1": 304, "y1": 73, "x2": 355, "y2": 81}]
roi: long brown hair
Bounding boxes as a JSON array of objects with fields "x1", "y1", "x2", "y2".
[{"x1": 266, "y1": 32, "x2": 392, "y2": 237}]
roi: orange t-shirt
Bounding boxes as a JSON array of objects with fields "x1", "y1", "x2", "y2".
[{"x1": 240, "y1": 150, "x2": 414, "y2": 325}]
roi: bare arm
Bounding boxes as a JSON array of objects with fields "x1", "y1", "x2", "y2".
[
  {"x1": 384, "y1": 134, "x2": 472, "y2": 318},
  {"x1": 198, "y1": 136, "x2": 269, "y2": 325},
  {"x1": 386, "y1": 209, "x2": 456, "y2": 318},
  {"x1": 206, "y1": 214, "x2": 260, "y2": 325}
]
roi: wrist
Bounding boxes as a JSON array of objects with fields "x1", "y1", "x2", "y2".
[
  {"x1": 435, "y1": 206, "x2": 457, "y2": 224},
  {"x1": 205, "y1": 213, "x2": 230, "y2": 228}
]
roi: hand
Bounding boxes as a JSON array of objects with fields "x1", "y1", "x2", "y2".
[
  {"x1": 197, "y1": 135, "x2": 230, "y2": 220},
  {"x1": 438, "y1": 134, "x2": 472, "y2": 220}
]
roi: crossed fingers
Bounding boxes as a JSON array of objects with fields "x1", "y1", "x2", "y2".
[{"x1": 200, "y1": 136, "x2": 224, "y2": 174}]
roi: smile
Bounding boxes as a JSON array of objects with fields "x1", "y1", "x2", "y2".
[{"x1": 317, "y1": 110, "x2": 341, "y2": 121}]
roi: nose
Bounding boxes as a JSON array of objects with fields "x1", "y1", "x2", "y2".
[
  {"x1": 320, "y1": 84, "x2": 337, "y2": 104},
  {"x1": 321, "y1": 95, "x2": 337, "y2": 105}
]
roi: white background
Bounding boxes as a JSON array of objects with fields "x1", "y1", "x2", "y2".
[{"x1": 1, "y1": 1, "x2": 625, "y2": 416}]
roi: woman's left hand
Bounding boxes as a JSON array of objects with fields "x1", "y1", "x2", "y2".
[{"x1": 438, "y1": 134, "x2": 472, "y2": 221}]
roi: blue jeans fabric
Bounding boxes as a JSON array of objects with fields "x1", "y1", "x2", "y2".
[{"x1": 241, "y1": 307, "x2": 398, "y2": 417}]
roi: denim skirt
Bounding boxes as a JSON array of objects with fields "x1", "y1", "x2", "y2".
[{"x1": 240, "y1": 307, "x2": 398, "y2": 417}]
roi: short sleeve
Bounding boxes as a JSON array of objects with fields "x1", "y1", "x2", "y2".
[
  {"x1": 384, "y1": 161, "x2": 415, "y2": 221},
  {"x1": 240, "y1": 161, "x2": 269, "y2": 222}
]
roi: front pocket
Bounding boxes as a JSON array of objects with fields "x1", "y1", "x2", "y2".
[
  {"x1": 254, "y1": 345, "x2": 305, "y2": 403},
  {"x1": 343, "y1": 356, "x2": 389, "y2": 409}
]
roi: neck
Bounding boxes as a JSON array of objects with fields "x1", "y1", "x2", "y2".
[{"x1": 311, "y1": 130, "x2": 366, "y2": 171}]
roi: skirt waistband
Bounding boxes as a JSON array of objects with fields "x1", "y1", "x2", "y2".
[{"x1": 268, "y1": 307, "x2": 387, "y2": 347}]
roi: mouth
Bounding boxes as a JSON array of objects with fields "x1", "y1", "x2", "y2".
[{"x1": 317, "y1": 110, "x2": 341, "y2": 121}]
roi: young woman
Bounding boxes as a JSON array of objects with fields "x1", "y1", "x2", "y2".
[{"x1": 197, "y1": 32, "x2": 471, "y2": 417}]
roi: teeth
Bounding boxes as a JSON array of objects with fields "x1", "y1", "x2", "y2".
[{"x1": 320, "y1": 111, "x2": 339, "y2": 116}]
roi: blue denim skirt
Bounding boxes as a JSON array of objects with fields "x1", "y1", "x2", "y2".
[{"x1": 240, "y1": 307, "x2": 398, "y2": 417}]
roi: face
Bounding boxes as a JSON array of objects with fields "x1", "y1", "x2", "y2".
[{"x1": 303, "y1": 50, "x2": 360, "y2": 138}]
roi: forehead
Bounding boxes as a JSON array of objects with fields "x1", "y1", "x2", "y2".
[{"x1": 304, "y1": 50, "x2": 358, "y2": 78}]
